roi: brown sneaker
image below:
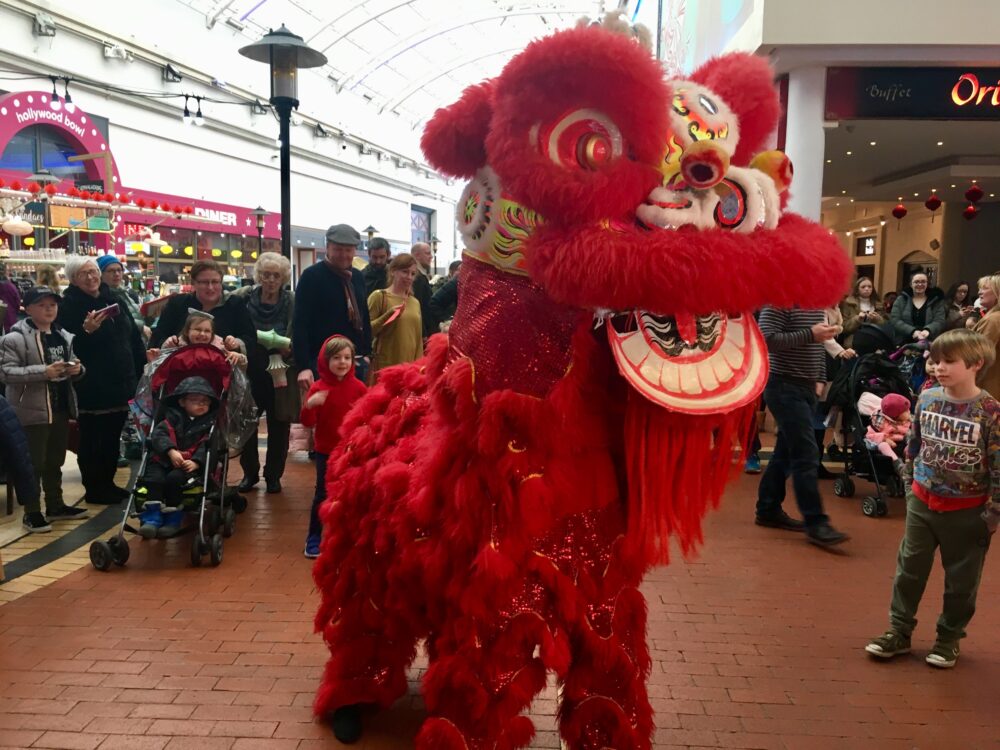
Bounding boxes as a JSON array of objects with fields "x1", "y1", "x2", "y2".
[{"x1": 865, "y1": 630, "x2": 911, "y2": 659}]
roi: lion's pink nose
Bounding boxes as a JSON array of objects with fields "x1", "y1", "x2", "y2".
[{"x1": 679, "y1": 141, "x2": 730, "y2": 190}]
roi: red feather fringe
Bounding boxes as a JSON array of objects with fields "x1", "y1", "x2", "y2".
[{"x1": 624, "y1": 390, "x2": 755, "y2": 565}]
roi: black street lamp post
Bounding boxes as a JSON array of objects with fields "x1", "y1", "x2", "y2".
[
  {"x1": 250, "y1": 206, "x2": 268, "y2": 257},
  {"x1": 239, "y1": 26, "x2": 327, "y2": 259}
]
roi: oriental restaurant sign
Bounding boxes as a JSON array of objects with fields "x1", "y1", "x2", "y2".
[{"x1": 825, "y1": 67, "x2": 1000, "y2": 120}]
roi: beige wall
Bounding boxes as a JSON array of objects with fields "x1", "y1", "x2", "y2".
[
  {"x1": 940, "y1": 203, "x2": 1000, "y2": 288},
  {"x1": 821, "y1": 200, "x2": 948, "y2": 293},
  {"x1": 759, "y1": 0, "x2": 1000, "y2": 47}
]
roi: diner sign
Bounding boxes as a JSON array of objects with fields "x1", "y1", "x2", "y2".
[{"x1": 826, "y1": 67, "x2": 1000, "y2": 120}]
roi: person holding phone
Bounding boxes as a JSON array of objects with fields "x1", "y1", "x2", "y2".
[
  {"x1": 366, "y1": 252, "x2": 424, "y2": 384},
  {"x1": 0, "y1": 286, "x2": 88, "y2": 531},
  {"x1": 59, "y1": 256, "x2": 146, "y2": 505}
]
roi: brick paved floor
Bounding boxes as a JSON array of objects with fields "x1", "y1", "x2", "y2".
[{"x1": 1, "y1": 450, "x2": 997, "y2": 749}]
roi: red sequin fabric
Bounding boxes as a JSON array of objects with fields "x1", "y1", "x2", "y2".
[{"x1": 449, "y1": 257, "x2": 583, "y2": 399}]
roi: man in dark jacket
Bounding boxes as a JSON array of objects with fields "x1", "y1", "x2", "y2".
[
  {"x1": 411, "y1": 242, "x2": 434, "y2": 337},
  {"x1": 294, "y1": 224, "x2": 372, "y2": 388},
  {"x1": 362, "y1": 238, "x2": 390, "y2": 298}
]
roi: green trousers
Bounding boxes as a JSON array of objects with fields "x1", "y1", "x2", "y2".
[
  {"x1": 889, "y1": 493, "x2": 993, "y2": 641},
  {"x1": 22, "y1": 412, "x2": 70, "y2": 515}
]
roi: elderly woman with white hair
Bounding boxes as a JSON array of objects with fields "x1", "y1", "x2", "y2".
[
  {"x1": 232, "y1": 252, "x2": 298, "y2": 494},
  {"x1": 58, "y1": 254, "x2": 146, "y2": 505}
]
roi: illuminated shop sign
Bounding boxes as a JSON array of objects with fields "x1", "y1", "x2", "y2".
[{"x1": 826, "y1": 67, "x2": 1000, "y2": 120}]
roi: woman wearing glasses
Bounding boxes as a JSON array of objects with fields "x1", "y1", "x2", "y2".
[
  {"x1": 148, "y1": 260, "x2": 257, "y2": 365},
  {"x1": 890, "y1": 272, "x2": 947, "y2": 347},
  {"x1": 232, "y1": 253, "x2": 299, "y2": 494},
  {"x1": 59, "y1": 255, "x2": 146, "y2": 505}
]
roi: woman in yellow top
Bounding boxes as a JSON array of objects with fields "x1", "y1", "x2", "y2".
[{"x1": 367, "y1": 252, "x2": 424, "y2": 382}]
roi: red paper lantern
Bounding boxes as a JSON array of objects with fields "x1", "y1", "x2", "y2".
[
  {"x1": 183, "y1": 206, "x2": 194, "y2": 214},
  {"x1": 67, "y1": 186, "x2": 79, "y2": 197},
  {"x1": 44, "y1": 183, "x2": 58, "y2": 196},
  {"x1": 11, "y1": 180, "x2": 22, "y2": 191},
  {"x1": 965, "y1": 184, "x2": 984, "y2": 203},
  {"x1": 150, "y1": 201, "x2": 160, "y2": 210},
  {"x1": 963, "y1": 204, "x2": 979, "y2": 221},
  {"x1": 0, "y1": 178, "x2": 5, "y2": 188},
  {"x1": 136, "y1": 198, "x2": 147, "y2": 208},
  {"x1": 924, "y1": 194, "x2": 941, "y2": 212},
  {"x1": 81, "y1": 191, "x2": 93, "y2": 200},
  {"x1": 892, "y1": 203, "x2": 907, "y2": 220},
  {"x1": 27, "y1": 181, "x2": 41, "y2": 194},
  {"x1": 173, "y1": 204, "x2": 183, "y2": 214},
  {"x1": 103, "y1": 193, "x2": 115, "y2": 203}
]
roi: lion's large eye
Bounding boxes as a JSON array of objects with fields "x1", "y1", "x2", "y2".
[{"x1": 535, "y1": 109, "x2": 623, "y2": 170}]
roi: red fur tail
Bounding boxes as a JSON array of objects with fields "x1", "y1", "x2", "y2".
[{"x1": 624, "y1": 392, "x2": 756, "y2": 566}]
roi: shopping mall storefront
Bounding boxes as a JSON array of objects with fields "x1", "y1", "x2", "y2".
[{"x1": 0, "y1": 89, "x2": 281, "y2": 281}]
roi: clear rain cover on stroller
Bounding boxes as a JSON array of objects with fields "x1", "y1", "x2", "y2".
[{"x1": 130, "y1": 347, "x2": 259, "y2": 455}]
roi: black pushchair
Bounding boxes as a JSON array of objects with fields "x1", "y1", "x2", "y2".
[
  {"x1": 825, "y1": 351, "x2": 914, "y2": 517},
  {"x1": 89, "y1": 344, "x2": 257, "y2": 570}
]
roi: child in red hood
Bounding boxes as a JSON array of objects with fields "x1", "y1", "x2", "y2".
[{"x1": 301, "y1": 335, "x2": 367, "y2": 558}]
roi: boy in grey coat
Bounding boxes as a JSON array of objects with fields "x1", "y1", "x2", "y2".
[{"x1": 0, "y1": 287, "x2": 89, "y2": 531}]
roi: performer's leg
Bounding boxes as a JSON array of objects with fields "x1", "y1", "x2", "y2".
[
  {"x1": 416, "y1": 612, "x2": 551, "y2": 750},
  {"x1": 558, "y1": 586, "x2": 653, "y2": 750}
]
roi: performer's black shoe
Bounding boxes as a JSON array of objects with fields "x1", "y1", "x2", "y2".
[{"x1": 332, "y1": 705, "x2": 362, "y2": 744}]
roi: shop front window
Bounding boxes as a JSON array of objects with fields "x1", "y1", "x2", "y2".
[{"x1": 0, "y1": 125, "x2": 88, "y2": 181}]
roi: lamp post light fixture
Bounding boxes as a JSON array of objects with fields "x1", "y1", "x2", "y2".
[
  {"x1": 363, "y1": 225, "x2": 378, "y2": 241},
  {"x1": 250, "y1": 206, "x2": 268, "y2": 257},
  {"x1": 239, "y1": 26, "x2": 327, "y2": 259},
  {"x1": 430, "y1": 234, "x2": 440, "y2": 276}
]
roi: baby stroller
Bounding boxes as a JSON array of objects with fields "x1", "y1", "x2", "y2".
[
  {"x1": 826, "y1": 351, "x2": 913, "y2": 517},
  {"x1": 90, "y1": 344, "x2": 257, "y2": 570}
]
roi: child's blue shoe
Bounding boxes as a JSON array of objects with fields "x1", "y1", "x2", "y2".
[
  {"x1": 138, "y1": 502, "x2": 163, "y2": 539},
  {"x1": 304, "y1": 533, "x2": 321, "y2": 559},
  {"x1": 157, "y1": 509, "x2": 185, "y2": 539}
]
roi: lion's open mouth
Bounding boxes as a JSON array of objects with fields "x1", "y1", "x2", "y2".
[{"x1": 607, "y1": 310, "x2": 768, "y2": 415}]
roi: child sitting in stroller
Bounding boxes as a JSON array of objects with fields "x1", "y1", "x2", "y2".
[
  {"x1": 137, "y1": 376, "x2": 218, "y2": 538},
  {"x1": 860, "y1": 392, "x2": 912, "y2": 467},
  {"x1": 148, "y1": 311, "x2": 247, "y2": 369}
]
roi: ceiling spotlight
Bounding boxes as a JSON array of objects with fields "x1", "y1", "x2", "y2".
[
  {"x1": 33, "y1": 11, "x2": 56, "y2": 37},
  {"x1": 861, "y1": 226, "x2": 867, "y2": 232},
  {"x1": 163, "y1": 63, "x2": 183, "y2": 83},
  {"x1": 951, "y1": 184, "x2": 956, "y2": 188},
  {"x1": 913, "y1": 192, "x2": 919, "y2": 196},
  {"x1": 62, "y1": 79, "x2": 75, "y2": 113},
  {"x1": 846, "y1": 150, "x2": 853, "y2": 155},
  {"x1": 826, "y1": 159, "x2": 832, "y2": 164},
  {"x1": 880, "y1": 220, "x2": 886, "y2": 226},
  {"x1": 937, "y1": 141, "x2": 944, "y2": 146},
  {"x1": 49, "y1": 77, "x2": 61, "y2": 111},
  {"x1": 991, "y1": 193, "x2": 996, "y2": 198},
  {"x1": 841, "y1": 190, "x2": 847, "y2": 194},
  {"x1": 850, "y1": 199, "x2": 855, "y2": 203},
  {"x1": 846, "y1": 231, "x2": 852, "y2": 236},
  {"x1": 835, "y1": 202, "x2": 840, "y2": 206},
  {"x1": 869, "y1": 141, "x2": 877, "y2": 146}
]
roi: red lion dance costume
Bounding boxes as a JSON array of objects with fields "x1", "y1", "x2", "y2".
[{"x1": 314, "y1": 23, "x2": 850, "y2": 749}]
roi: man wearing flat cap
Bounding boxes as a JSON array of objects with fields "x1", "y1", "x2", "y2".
[{"x1": 293, "y1": 224, "x2": 372, "y2": 388}]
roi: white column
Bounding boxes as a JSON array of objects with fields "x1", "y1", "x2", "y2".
[{"x1": 783, "y1": 66, "x2": 826, "y2": 221}]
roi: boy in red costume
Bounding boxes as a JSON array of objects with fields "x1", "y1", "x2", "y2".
[{"x1": 300, "y1": 335, "x2": 366, "y2": 559}]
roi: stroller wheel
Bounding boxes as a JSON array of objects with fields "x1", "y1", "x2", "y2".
[
  {"x1": 190, "y1": 534, "x2": 204, "y2": 567},
  {"x1": 209, "y1": 534, "x2": 224, "y2": 567},
  {"x1": 108, "y1": 537, "x2": 130, "y2": 567},
  {"x1": 230, "y1": 492, "x2": 248, "y2": 514},
  {"x1": 222, "y1": 508, "x2": 236, "y2": 538},
  {"x1": 876, "y1": 499, "x2": 889, "y2": 517},
  {"x1": 862, "y1": 496, "x2": 878, "y2": 517},
  {"x1": 90, "y1": 540, "x2": 113, "y2": 572},
  {"x1": 834, "y1": 475, "x2": 855, "y2": 498}
]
